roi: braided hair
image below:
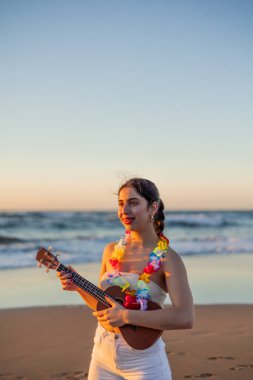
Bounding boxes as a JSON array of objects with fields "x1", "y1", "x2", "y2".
[{"x1": 118, "y1": 178, "x2": 166, "y2": 237}]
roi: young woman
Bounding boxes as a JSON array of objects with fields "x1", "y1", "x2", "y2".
[{"x1": 57, "y1": 178, "x2": 194, "y2": 379}]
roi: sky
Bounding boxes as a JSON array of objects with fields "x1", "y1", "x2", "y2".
[{"x1": 1, "y1": 0, "x2": 252, "y2": 211}]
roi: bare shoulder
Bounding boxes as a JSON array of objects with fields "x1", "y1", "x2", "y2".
[
  {"x1": 102, "y1": 241, "x2": 115, "y2": 261},
  {"x1": 99, "y1": 241, "x2": 115, "y2": 282},
  {"x1": 162, "y1": 246, "x2": 187, "y2": 276},
  {"x1": 164, "y1": 246, "x2": 183, "y2": 263}
]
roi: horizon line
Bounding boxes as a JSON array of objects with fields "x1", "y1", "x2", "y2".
[{"x1": 1, "y1": 208, "x2": 253, "y2": 213}]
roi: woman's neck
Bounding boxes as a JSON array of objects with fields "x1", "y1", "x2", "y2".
[{"x1": 129, "y1": 228, "x2": 159, "y2": 248}]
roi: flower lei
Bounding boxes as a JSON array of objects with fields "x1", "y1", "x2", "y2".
[{"x1": 107, "y1": 230, "x2": 169, "y2": 311}]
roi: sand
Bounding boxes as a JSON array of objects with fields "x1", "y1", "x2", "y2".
[{"x1": 1, "y1": 305, "x2": 253, "y2": 380}]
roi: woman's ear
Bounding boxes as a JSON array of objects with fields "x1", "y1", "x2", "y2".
[{"x1": 151, "y1": 201, "x2": 159, "y2": 216}]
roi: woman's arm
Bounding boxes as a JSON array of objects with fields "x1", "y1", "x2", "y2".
[
  {"x1": 56, "y1": 265, "x2": 98, "y2": 310},
  {"x1": 125, "y1": 248, "x2": 194, "y2": 330},
  {"x1": 56, "y1": 242, "x2": 114, "y2": 311},
  {"x1": 94, "y1": 247, "x2": 194, "y2": 330}
]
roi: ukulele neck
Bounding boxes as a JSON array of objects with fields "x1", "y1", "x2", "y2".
[{"x1": 57, "y1": 263, "x2": 110, "y2": 308}]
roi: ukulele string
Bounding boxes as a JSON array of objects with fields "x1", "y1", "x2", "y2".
[{"x1": 58, "y1": 264, "x2": 111, "y2": 307}]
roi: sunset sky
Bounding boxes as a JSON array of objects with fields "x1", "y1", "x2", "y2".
[{"x1": 1, "y1": 0, "x2": 252, "y2": 211}]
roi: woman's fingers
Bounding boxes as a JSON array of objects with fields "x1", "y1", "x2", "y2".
[
  {"x1": 55, "y1": 271, "x2": 77, "y2": 291},
  {"x1": 62, "y1": 275, "x2": 73, "y2": 285},
  {"x1": 57, "y1": 272, "x2": 72, "y2": 280},
  {"x1": 56, "y1": 266, "x2": 79, "y2": 292},
  {"x1": 62, "y1": 279, "x2": 76, "y2": 291}
]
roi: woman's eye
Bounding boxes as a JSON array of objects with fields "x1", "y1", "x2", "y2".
[{"x1": 118, "y1": 201, "x2": 138, "y2": 207}]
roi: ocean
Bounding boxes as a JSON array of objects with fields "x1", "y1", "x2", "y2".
[
  {"x1": 1, "y1": 210, "x2": 253, "y2": 308},
  {"x1": 0, "y1": 210, "x2": 253, "y2": 269}
]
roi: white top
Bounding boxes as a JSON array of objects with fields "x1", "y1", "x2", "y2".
[{"x1": 100, "y1": 271, "x2": 167, "y2": 306}]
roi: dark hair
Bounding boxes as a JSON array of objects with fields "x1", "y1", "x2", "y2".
[{"x1": 118, "y1": 177, "x2": 165, "y2": 236}]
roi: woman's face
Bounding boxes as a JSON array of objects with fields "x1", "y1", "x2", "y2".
[{"x1": 118, "y1": 186, "x2": 153, "y2": 231}]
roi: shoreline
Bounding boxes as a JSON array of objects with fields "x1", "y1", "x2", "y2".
[
  {"x1": 1, "y1": 302, "x2": 253, "y2": 312},
  {"x1": 1, "y1": 304, "x2": 253, "y2": 380},
  {"x1": 1, "y1": 253, "x2": 253, "y2": 309}
]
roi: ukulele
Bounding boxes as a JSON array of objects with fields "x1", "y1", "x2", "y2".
[{"x1": 36, "y1": 247, "x2": 163, "y2": 350}]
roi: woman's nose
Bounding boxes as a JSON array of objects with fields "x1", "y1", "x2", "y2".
[{"x1": 123, "y1": 203, "x2": 130, "y2": 214}]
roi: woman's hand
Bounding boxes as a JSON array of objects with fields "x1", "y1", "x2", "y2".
[
  {"x1": 56, "y1": 265, "x2": 78, "y2": 292},
  {"x1": 92, "y1": 296, "x2": 129, "y2": 328}
]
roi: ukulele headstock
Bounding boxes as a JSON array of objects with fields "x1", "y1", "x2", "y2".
[{"x1": 36, "y1": 247, "x2": 60, "y2": 272}]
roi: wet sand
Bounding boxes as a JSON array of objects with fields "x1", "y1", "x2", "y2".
[{"x1": 1, "y1": 304, "x2": 253, "y2": 380}]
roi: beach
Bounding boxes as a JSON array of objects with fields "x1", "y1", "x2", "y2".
[
  {"x1": 1, "y1": 304, "x2": 253, "y2": 380},
  {"x1": 1, "y1": 254, "x2": 253, "y2": 379},
  {"x1": 1, "y1": 211, "x2": 253, "y2": 379}
]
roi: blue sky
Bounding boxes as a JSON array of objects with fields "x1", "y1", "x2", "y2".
[{"x1": 1, "y1": 0, "x2": 252, "y2": 210}]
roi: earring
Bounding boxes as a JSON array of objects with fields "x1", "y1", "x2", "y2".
[{"x1": 150, "y1": 215, "x2": 154, "y2": 222}]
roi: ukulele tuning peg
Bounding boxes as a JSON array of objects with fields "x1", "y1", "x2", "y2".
[{"x1": 48, "y1": 246, "x2": 53, "y2": 251}]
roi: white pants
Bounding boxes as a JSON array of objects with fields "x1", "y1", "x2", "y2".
[{"x1": 88, "y1": 324, "x2": 172, "y2": 380}]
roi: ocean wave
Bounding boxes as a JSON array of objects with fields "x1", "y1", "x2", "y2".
[
  {"x1": 172, "y1": 239, "x2": 253, "y2": 256},
  {"x1": 166, "y1": 220, "x2": 231, "y2": 228},
  {"x1": 0, "y1": 236, "x2": 253, "y2": 270},
  {"x1": 0, "y1": 235, "x2": 24, "y2": 244},
  {"x1": 165, "y1": 212, "x2": 249, "y2": 228},
  {"x1": 1, "y1": 211, "x2": 252, "y2": 230},
  {"x1": 0, "y1": 210, "x2": 253, "y2": 269}
]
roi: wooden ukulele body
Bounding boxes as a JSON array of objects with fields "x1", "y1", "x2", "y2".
[{"x1": 97, "y1": 285, "x2": 163, "y2": 350}]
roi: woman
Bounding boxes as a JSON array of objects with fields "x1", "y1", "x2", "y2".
[{"x1": 57, "y1": 178, "x2": 194, "y2": 379}]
